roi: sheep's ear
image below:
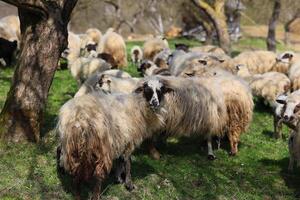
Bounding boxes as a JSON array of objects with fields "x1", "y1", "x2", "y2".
[
  {"x1": 294, "y1": 103, "x2": 300, "y2": 113},
  {"x1": 276, "y1": 94, "x2": 287, "y2": 104}
]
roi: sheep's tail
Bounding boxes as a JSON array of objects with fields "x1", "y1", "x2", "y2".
[{"x1": 58, "y1": 116, "x2": 112, "y2": 181}]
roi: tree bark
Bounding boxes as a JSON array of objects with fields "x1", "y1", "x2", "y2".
[
  {"x1": 194, "y1": 0, "x2": 231, "y2": 54},
  {"x1": 0, "y1": 0, "x2": 77, "y2": 143},
  {"x1": 267, "y1": 0, "x2": 281, "y2": 52}
]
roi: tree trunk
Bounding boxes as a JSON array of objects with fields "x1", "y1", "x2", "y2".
[
  {"x1": 0, "y1": 0, "x2": 77, "y2": 143},
  {"x1": 267, "y1": 0, "x2": 281, "y2": 52},
  {"x1": 194, "y1": 0, "x2": 231, "y2": 54}
]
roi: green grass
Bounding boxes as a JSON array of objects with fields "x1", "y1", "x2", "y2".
[{"x1": 0, "y1": 38, "x2": 300, "y2": 200}]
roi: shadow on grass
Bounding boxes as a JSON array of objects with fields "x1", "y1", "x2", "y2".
[{"x1": 260, "y1": 158, "x2": 300, "y2": 198}]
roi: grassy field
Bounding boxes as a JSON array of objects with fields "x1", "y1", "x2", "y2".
[{"x1": 0, "y1": 38, "x2": 300, "y2": 200}]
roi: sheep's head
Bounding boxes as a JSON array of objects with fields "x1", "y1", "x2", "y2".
[
  {"x1": 134, "y1": 78, "x2": 173, "y2": 110},
  {"x1": 96, "y1": 74, "x2": 112, "y2": 93},
  {"x1": 275, "y1": 51, "x2": 295, "y2": 71},
  {"x1": 276, "y1": 93, "x2": 300, "y2": 125}
]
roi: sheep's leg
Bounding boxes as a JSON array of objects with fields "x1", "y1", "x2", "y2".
[
  {"x1": 273, "y1": 115, "x2": 283, "y2": 139},
  {"x1": 56, "y1": 145, "x2": 65, "y2": 174},
  {"x1": 115, "y1": 157, "x2": 125, "y2": 184},
  {"x1": 216, "y1": 137, "x2": 221, "y2": 150},
  {"x1": 124, "y1": 156, "x2": 135, "y2": 191},
  {"x1": 73, "y1": 178, "x2": 81, "y2": 200},
  {"x1": 288, "y1": 156, "x2": 294, "y2": 172},
  {"x1": 147, "y1": 139, "x2": 161, "y2": 160},
  {"x1": 207, "y1": 136, "x2": 216, "y2": 160},
  {"x1": 91, "y1": 178, "x2": 103, "y2": 200}
]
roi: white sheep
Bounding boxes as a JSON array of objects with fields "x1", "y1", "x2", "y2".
[
  {"x1": 57, "y1": 81, "x2": 171, "y2": 199},
  {"x1": 74, "y1": 69, "x2": 132, "y2": 97},
  {"x1": 288, "y1": 60, "x2": 300, "y2": 91},
  {"x1": 97, "y1": 28, "x2": 128, "y2": 68},
  {"x1": 143, "y1": 37, "x2": 169, "y2": 61}
]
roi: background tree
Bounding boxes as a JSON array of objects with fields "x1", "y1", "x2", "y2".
[
  {"x1": 267, "y1": 0, "x2": 281, "y2": 51},
  {"x1": 0, "y1": 0, "x2": 77, "y2": 143},
  {"x1": 193, "y1": 0, "x2": 231, "y2": 53}
]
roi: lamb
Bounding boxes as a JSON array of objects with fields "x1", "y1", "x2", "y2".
[
  {"x1": 130, "y1": 45, "x2": 143, "y2": 65},
  {"x1": 0, "y1": 38, "x2": 17, "y2": 67},
  {"x1": 143, "y1": 37, "x2": 169, "y2": 61},
  {"x1": 138, "y1": 60, "x2": 171, "y2": 77},
  {"x1": 69, "y1": 57, "x2": 112, "y2": 85},
  {"x1": 142, "y1": 75, "x2": 253, "y2": 159},
  {"x1": 97, "y1": 28, "x2": 128, "y2": 68},
  {"x1": 236, "y1": 64, "x2": 290, "y2": 108},
  {"x1": 75, "y1": 69, "x2": 132, "y2": 97},
  {"x1": 57, "y1": 81, "x2": 170, "y2": 199}
]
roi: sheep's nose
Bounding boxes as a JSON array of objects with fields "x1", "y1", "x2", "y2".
[
  {"x1": 284, "y1": 115, "x2": 289, "y2": 121},
  {"x1": 151, "y1": 99, "x2": 159, "y2": 107}
]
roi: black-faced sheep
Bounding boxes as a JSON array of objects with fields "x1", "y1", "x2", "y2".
[{"x1": 57, "y1": 81, "x2": 171, "y2": 199}]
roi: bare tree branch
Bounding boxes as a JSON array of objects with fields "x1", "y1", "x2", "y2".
[{"x1": 1, "y1": 0, "x2": 47, "y2": 16}]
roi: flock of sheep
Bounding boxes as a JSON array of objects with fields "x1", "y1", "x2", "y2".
[{"x1": 1, "y1": 15, "x2": 300, "y2": 199}]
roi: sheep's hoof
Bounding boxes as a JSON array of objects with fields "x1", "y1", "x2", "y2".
[
  {"x1": 125, "y1": 183, "x2": 136, "y2": 191},
  {"x1": 207, "y1": 154, "x2": 216, "y2": 160}
]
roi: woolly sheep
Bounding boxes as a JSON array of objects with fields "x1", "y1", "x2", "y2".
[
  {"x1": 142, "y1": 75, "x2": 253, "y2": 158},
  {"x1": 274, "y1": 90, "x2": 300, "y2": 139},
  {"x1": 86, "y1": 28, "x2": 102, "y2": 44},
  {"x1": 70, "y1": 57, "x2": 112, "y2": 85},
  {"x1": 138, "y1": 60, "x2": 171, "y2": 77},
  {"x1": 75, "y1": 69, "x2": 132, "y2": 97},
  {"x1": 130, "y1": 45, "x2": 143, "y2": 65},
  {"x1": 237, "y1": 64, "x2": 290, "y2": 108},
  {"x1": 57, "y1": 87, "x2": 168, "y2": 199},
  {"x1": 0, "y1": 15, "x2": 20, "y2": 42},
  {"x1": 97, "y1": 28, "x2": 128, "y2": 68},
  {"x1": 153, "y1": 48, "x2": 172, "y2": 68},
  {"x1": 143, "y1": 37, "x2": 169, "y2": 61},
  {"x1": 288, "y1": 60, "x2": 300, "y2": 91},
  {"x1": 190, "y1": 45, "x2": 226, "y2": 55},
  {"x1": 231, "y1": 50, "x2": 299, "y2": 75}
]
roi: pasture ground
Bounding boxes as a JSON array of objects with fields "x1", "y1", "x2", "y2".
[{"x1": 0, "y1": 38, "x2": 299, "y2": 200}]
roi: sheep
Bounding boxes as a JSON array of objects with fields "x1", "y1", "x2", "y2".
[
  {"x1": 130, "y1": 45, "x2": 143, "y2": 65},
  {"x1": 153, "y1": 48, "x2": 172, "y2": 68},
  {"x1": 190, "y1": 45, "x2": 226, "y2": 55},
  {"x1": 97, "y1": 52, "x2": 118, "y2": 69},
  {"x1": 0, "y1": 38, "x2": 17, "y2": 67},
  {"x1": 0, "y1": 15, "x2": 20, "y2": 42},
  {"x1": 274, "y1": 91, "x2": 300, "y2": 170},
  {"x1": 236, "y1": 64, "x2": 290, "y2": 108},
  {"x1": 274, "y1": 90, "x2": 300, "y2": 139},
  {"x1": 57, "y1": 81, "x2": 170, "y2": 199},
  {"x1": 97, "y1": 28, "x2": 128, "y2": 68},
  {"x1": 288, "y1": 61, "x2": 300, "y2": 91},
  {"x1": 231, "y1": 50, "x2": 299, "y2": 75},
  {"x1": 69, "y1": 57, "x2": 112, "y2": 85},
  {"x1": 138, "y1": 60, "x2": 171, "y2": 77},
  {"x1": 142, "y1": 37, "x2": 169, "y2": 61},
  {"x1": 94, "y1": 74, "x2": 141, "y2": 94},
  {"x1": 75, "y1": 69, "x2": 132, "y2": 97},
  {"x1": 86, "y1": 28, "x2": 102, "y2": 44},
  {"x1": 142, "y1": 75, "x2": 253, "y2": 159}
]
